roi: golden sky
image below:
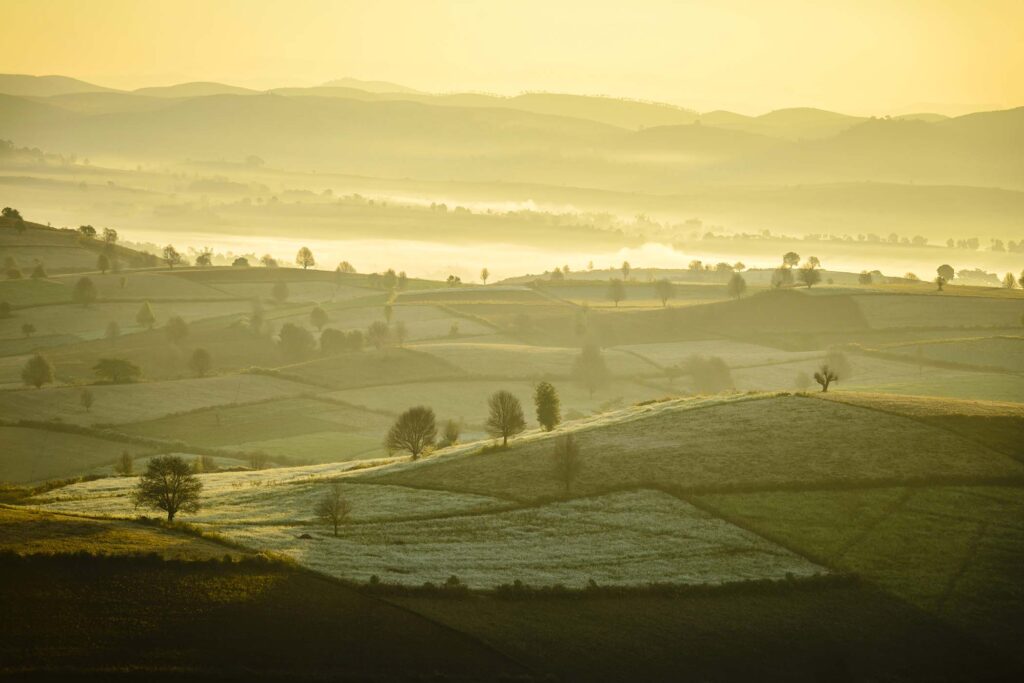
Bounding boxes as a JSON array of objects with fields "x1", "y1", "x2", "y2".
[{"x1": 2, "y1": 0, "x2": 1022, "y2": 115}]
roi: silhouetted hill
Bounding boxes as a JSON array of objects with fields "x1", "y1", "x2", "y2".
[
  {"x1": 0, "y1": 74, "x2": 114, "y2": 97},
  {"x1": 133, "y1": 81, "x2": 260, "y2": 98},
  {"x1": 700, "y1": 107, "x2": 865, "y2": 140},
  {"x1": 320, "y1": 77, "x2": 422, "y2": 94}
]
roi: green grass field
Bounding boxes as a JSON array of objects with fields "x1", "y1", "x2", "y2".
[{"x1": 0, "y1": 424, "x2": 154, "y2": 483}]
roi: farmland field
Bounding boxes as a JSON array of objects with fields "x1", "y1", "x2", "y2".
[
  {"x1": 0, "y1": 424, "x2": 154, "y2": 483},
  {"x1": 852, "y1": 293, "x2": 1024, "y2": 329}
]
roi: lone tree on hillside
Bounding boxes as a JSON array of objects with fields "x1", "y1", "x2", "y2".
[
  {"x1": 195, "y1": 249, "x2": 213, "y2": 267},
  {"x1": 487, "y1": 390, "x2": 526, "y2": 446},
  {"x1": 727, "y1": 273, "x2": 747, "y2": 299},
  {"x1": 93, "y1": 358, "x2": 141, "y2": 384},
  {"x1": 552, "y1": 433, "x2": 582, "y2": 495},
  {"x1": 296, "y1": 247, "x2": 316, "y2": 270},
  {"x1": 79, "y1": 225, "x2": 97, "y2": 238},
  {"x1": 164, "y1": 315, "x2": 189, "y2": 345},
  {"x1": 260, "y1": 254, "x2": 279, "y2": 268},
  {"x1": 162, "y1": 244, "x2": 182, "y2": 269},
  {"x1": 72, "y1": 277, "x2": 97, "y2": 306},
  {"x1": 653, "y1": 278, "x2": 673, "y2": 307},
  {"x1": 310, "y1": 305, "x2": 328, "y2": 331},
  {"x1": 232, "y1": 256, "x2": 250, "y2": 267},
  {"x1": 480, "y1": 267, "x2": 489, "y2": 285},
  {"x1": 131, "y1": 455, "x2": 202, "y2": 522},
  {"x1": 136, "y1": 301, "x2": 156, "y2": 329},
  {"x1": 607, "y1": 278, "x2": 626, "y2": 307},
  {"x1": 782, "y1": 252, "x2": 801, "y2": 268},
  {"x1": 385, "y1": 406, "x2": 437, "y2": 459},
  {"x1": 80, "y1": 388, "x2": 94, "y2": 413},
  {"x1": 1003, "y1": 273, "x2": 1017, "y2": 289},
  {"x1": 937, "y1": 264, "x2": 955, "y2": 282},
  {"x1": 573, "y1": 345, "x2": 610, "y2": 398},
  {"x1": 97, "y1": 253, "x2": 110, "y2": 274},
  {"x1": 534, "y1": 381, "x2": 561, "y2": 431},
  {"x1": 315, "y1": 484, "x2": 352, "y2": 537},
  {"x1": 21, "y1": 353, "x2": 54, "y2": 389},
  {"x1": 814, "y1": 364, "x2": 838, "y2": 392},
  {"x1": 188, "y1": 348, "x2": 212, "y2": 377},
  {"x1": 798, "y1": 265, "x2": 822, "y2": 288}
]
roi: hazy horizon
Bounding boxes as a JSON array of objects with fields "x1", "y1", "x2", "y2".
[{"x1": 3, "y1": 0, "x2": 1023, "y2": 117}]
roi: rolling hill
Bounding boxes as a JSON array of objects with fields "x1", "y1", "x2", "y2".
[{"x1": 0, "y1": 74, "x2": 114, "y2": 97}]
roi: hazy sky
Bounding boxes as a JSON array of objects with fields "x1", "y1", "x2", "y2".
[{"x1": 3, "y1": 0, "x2": 1022, "y2": 115}]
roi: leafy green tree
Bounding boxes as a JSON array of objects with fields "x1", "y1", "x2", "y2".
[
  {"x1": 136, "y1": 302, "x2": 156, "y2": 329},
  {"x1": 653, "y1": 278, "x2": 673, "y2": 306},
  {"x1": 164, "y1": 315, "x2": 189, "y2": 345},
  {"x1": 80, "y1": 388, "x2": 94, "y2": 413},
  {"x1": 937, "y1": 264, "x2": 954, "y2": 281},
  {"x1": 552, "y1": 433, "x2": 582, "y2": 495},
  {"x1": 115, "y1": 451, "x2": 133, "y2": 475},
  {"x1": 439, "y1": 419, "x2": 461, "y2": 447},
  {"x1": 232, "y1": 256, "x2": 250, "y2": 267},
  {"x1": 573, "y1": 345, "x2": 610, "y2": 397},
  {"x1": 21, "y1": 353, "x2": 54, "y2": 388},
  {"x1": 271, "y1": 280, "x2": 289, "y2": 303},
  {"x1": 195, "y1": 249, "x2": 213, "y2": 267},
  {"x1": 189, "y1": 348, "x2": 212, "y2": 377},
  {"x1": 534, "y1": 381, "x2": 561, "y2": 431},
  {"x1": 486, "y1": 390, "x2": 526, "y2": 446},
  {"x1": 296, "y1": 246, "x2": 315, "y2": 269},
  {"x1": 102, "y1": 228, "x2": 118, "y2": 245},
  {"x1": 782, "y1": 252, "x2": 800, "y2": 268},
  {"x1": 131, "y1": 455, "x2": 202, "y2": 522},
  {"x1": 607, "y1": 278, "x2": 626, "y2": 307},
  {"x1": 72, "y1": 277, "x2": 97, "y2": 306},
  {"x1": 727, "y1": 273, "x2": 747, "y2": 299},
  {"x1": 315, "y1": 484, "x2": 352, "y2": 537},
  {"x1": 278, "y1": 323, "x2": 315, "y2": 360},
  {"x1": 94, "y1": 358, "x2": 141, "y2": 383},
  {"x1": 385, "y1": 406, "x2": 437, "y2": 459},
  {"x1": 1, "y1": 207, "x2": 23, "y2": 220},
  {"x1": 78, "y1": 225, "x2": 97, "y2": 238},
  {"x1": 310, "y1": 305, "x2": 328, "y2": 330}
]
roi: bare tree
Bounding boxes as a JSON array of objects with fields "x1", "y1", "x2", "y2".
[
  {"x1": 115, "y1": 451, "x2": 133, "y2": 475},
  {"x1": 480, "y1": 267, "x2": 489, "y2": 285},
  {"x1": 607, "y1": 278, "x2": 626, "y2": 307},
  {"x1": 315, "y1": 484, "x2": 352, "y2": 537},
  {"x1": 486, "y1": 390, "x2": 526, "y2": 446},
  {"x1": 385, "y1": 406, "x2": 437, "y2": 459},
  {"x1": 653, "y1": 278, "x2": 673, "y2": 306},
  {"x1": 552, "y1": 433, "x2": 582, "y2": 495},
  {"x1": 131, "y1": 455, "x2": 202, "y2": 522},
  {"x1": 814, "y1": 364, "x2": 838, "y2": 392}
]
